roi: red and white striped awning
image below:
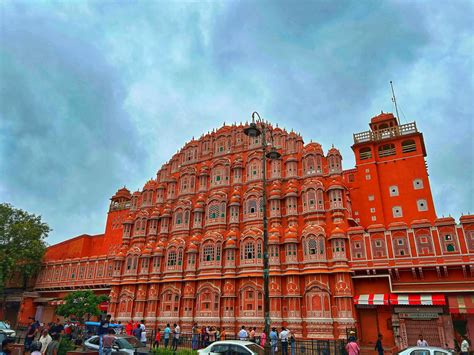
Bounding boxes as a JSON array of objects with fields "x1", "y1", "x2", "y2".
[
  {"x1": 49, "y1": 300, "x2": 66, "y2": 306},
  {"x1": 354, "y1": 294, "x2": 389, "y2": 305},
  {"x1": 448, "y1": 295, "x2": 474, "y2": 314},
  {"x1": 390, "y1": 294, "x2": 446, "y2": 306}
]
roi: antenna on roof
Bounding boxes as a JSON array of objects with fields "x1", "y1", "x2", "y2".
[{"x1": 390, "y1": 81, "x2": 401, "y2": 125}]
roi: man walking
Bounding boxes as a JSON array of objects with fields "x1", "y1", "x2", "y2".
[
  {"x1": 279, "y1": 327, "x2": 290, "y2": 355},
  {"x1": 171, "y1": 323, "x2": 180, "y2": 351},
  {"x1": 163, "y1": 324, "x2": 171, "y2": 348},
  {"x1": 238, "y1": 326, "x2": 248, "y2": 341},
  {"x1": 375, "y1": 334, "x2": 384, "y2": 355},
  {"x1": 98, "y1": 315, "x2": 111, "y2": 355}
]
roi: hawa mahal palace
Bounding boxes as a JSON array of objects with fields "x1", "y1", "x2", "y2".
[{"x1": 8, "y1": 112, "x2": 474, "y2": 351}]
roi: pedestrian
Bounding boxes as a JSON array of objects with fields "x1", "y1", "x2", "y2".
[
  {"x1": 163, "y1": 324, "x2": 171, "y2": 348},
  {"x1": 238, "y1": 326, "x2": 248, "y2": 341},
  {"x1": 132, "y1": 324, "x2": 142, "y2": 341},
  {"x1": 375, "y1": 334, "x2": 384, "y2": 355},
  {"x1": 140, "y1": 325, "x2": 147, "y2": 347},
  {"x1": 45, "y1": 334, "x2": 60, "y2": 355},
  {"x1": 98, "y1": 314, "x2": 111, "y2": 355},
  {"x1": 279, "y1": 327, "x2": 289, "y2": 355},
  {"x1": 125, "y1": 321, "x2": 133, "y2": 336},
  {"x1": 249, "y1": 327, "x2": 255, "y2": 343},
  {"x1": 102, "y1": 329, "x2": 115, "y2": 355},
  {"x1": 1, "y1": 338, "x2": 14, "y2": 355},
  {"x1": 220, "y1": 328, "x2": 226, "y2": 341},
  {"x1": 270, "y1": 328, "x2": 278, "y2": 355},
  {"x1": 192, "y1": 323, "x2": 199, "y2": 350},
  {"x1": 39, "y1": 329, "x2": 52, "y2": 355},
  {"x1": 171, "y1": 323, "x2": 180, "y2": 351},
  {"x1": 260, "y1": 329, "x2": 266, "y2": 347},
  {"x1": 345, "y1": 336, "x2": 360, "y2": 355},
  {"x1": 25, "y1": 318, "x2": 39, "y2": 352},
  {"x1": 153, "y1": 328, "x2": 161, "y2": 349},
  {"x1": 460, "y1": 335, "x2": 470, "y2": 355},
  {"x1": 417, "y1": 335, "x2": 428, "y2": 347},
  {"x1": 208, "y1": 326, "x2": 216, "y2": 343},
  {"x1": 290, "y1": 331, "x2": 296, "y2": 355},
  {"x1": 117, "y1": 321, "x2": 123, "y2": 335},
  {"x1": 215, "y1": 328, "x2": 221, "y2": 342}
]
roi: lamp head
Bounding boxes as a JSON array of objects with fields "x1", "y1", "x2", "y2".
[
  {"x1": 244, "y1": 122, "x2": 261, "y2": 137},
  {"x1": 266, "y1": 147, "x2": 281, "y2": 160}
]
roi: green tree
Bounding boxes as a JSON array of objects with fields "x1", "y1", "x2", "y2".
[
  {"x1": 56, "y1": 290, "x2": 109, "y2": 322},
  {"x1": 0, "y1": 203, "x2": 49, "y2": 292}
]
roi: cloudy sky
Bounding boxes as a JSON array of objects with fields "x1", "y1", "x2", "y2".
[{"x1": 1, "y1": 0, "x2": 473, "y2": 245}]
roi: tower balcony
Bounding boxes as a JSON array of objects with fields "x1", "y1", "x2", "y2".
[{"x1": 353, "y1": 122, "x2": 417, "y2": 144}]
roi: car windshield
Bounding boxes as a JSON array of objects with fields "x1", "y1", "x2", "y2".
[
  {"x1": 246, "y1": 344, "x2": 265, "y2": 355},
  {"x1": 116, "y1": 337, "x2": 142, "y2": 349},
  {"x1": 0, "y1": 322, "x2": 10, "y2": 329}
]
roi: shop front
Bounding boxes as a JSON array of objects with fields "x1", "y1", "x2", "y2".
[
  {"x1": 448, "y1": 295, "x2": 474, "y2": 349},
  {"x1": 390, "y1": 294, "x2": 453, "y2": 350},
  {"x1": 354, "y1": 294, "x2": 393, "y2": 348}
]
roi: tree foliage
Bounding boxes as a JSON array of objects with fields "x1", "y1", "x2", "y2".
[
  {"x1": 56, "y1": 290, "x2": 109, "y2": 322},
  {"x1": 0, "y1": 203, "x2": 50, "y2": 292}
]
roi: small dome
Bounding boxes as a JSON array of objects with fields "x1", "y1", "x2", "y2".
[
  {"x1": 124, "y1": 214, "x2": 135, "y2": 224},
  {"x1": 225, "y1": 238, "x2": 236, "y2": 248},
  {"x1": 227, "y1": 230, "x2": 238, "y2": 239},
  {"x1": 144, "y1": 179, "x2": 157, "y2": 190},
  {"x1": 150, "y1": 208, "x2": 160, "y2": 218},
  {"x1": 111, "y1": 187, "x2": 131, "y2": 200},
  {"x1": 303, "y1": 142, "x2": 324, "y2": 155},
  {"x1": 327, "y1": 146, "x2": 341, "y2": 156}
]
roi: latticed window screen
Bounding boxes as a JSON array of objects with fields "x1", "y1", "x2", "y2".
[
  {"x1": 209, "y1": 204, "x2": 219, "y2": 219},
  {"x1": 167, "y1": 251, "x2": 177, "y2": 266},
  {"x1": 203, "y1": 245, "x2": 215, "y2": 261}
]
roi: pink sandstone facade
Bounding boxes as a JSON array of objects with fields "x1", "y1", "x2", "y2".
[{"x1": 24, "y1": 112, "x2": 474, "y2": 351}]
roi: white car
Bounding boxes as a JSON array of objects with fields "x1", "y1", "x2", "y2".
[
  {"x1": 197, "y1": 340, "x2": 265, "y2": 355},
  {"x1": 397, "y1": 346, "x2": 454, "y2": 355},
  {"x1": 84, "y1": 335, "x2": 147, "y2": 355},
  {"x1": 0, "y1": 322, "x2": 16, "y2": 338}
]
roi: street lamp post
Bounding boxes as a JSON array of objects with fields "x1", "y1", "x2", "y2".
[{"x1": 244, "y1": 112, "x2": 281, "y2": 350}]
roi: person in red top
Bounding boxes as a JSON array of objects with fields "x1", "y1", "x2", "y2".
[
  {"x1": 125, "y1": 321, "x2": 133, "y2": 336},
  {"x1": 153, "y1": 328, "x2": 161, "y2": 349}
]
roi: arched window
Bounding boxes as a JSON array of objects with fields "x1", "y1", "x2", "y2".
[
  {"x1": 246, "y1": 159, "x2": 261, "y2": 181},
  {"x1": 378, "y1": 144, "x2": 396, "y2": 157},
  {"x1": 304, "y1": 235, "x2": 326, "y2": 261},
  {"x1": 201, "y1": 242, "x2": 222, "y2": 266},
  {"x1": 359, "y1": 147, "x2": 372, "y2": 160},
  {"x1": 240, "y1": 239, "x2": 262, "y2": 263},
  {"x1": 174, "y1": 211, "x2": 183, "y2": 226},
  {"x1": 402, "y1": 139, "x2": 417, "y2": 153},
  {"x1": 167, "y1": 251, "x2": 177, "y2": 266},
  {"x1": 211, "y1": 164, "x2": 229, "y2": 187},
  {"x1": 207, "y1": 201, "x2": 226, "y2": 224},
  {"x1": 304, "y1": 155, "x2": 316, "y2": 175},
  {"x1": 415, "y1": 234, "x2": 434, "y2": 256}
]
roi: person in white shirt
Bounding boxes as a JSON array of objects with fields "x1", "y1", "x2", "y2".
[
  {"x1": 39, "y1": 329, "x2": 52, "y2": 355},
  {"x1": 460, "y1": 336, "x2": 470, "y2": 355},
  {"x1": 279, "y1": 327, "x2": 290, "y2": 355},
  {"x1": 416, "y1": 335, "x2": 428, "y2": 347},
  {"x1": 238, "y1": 326, "x2": 248, "y2": 341},
  {"x1": 171, "y1": 323, "x2": 180, "y2": 351}
]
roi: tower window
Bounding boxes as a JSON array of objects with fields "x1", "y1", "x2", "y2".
[
  {"x1": 417, "y1": 199, "x2": 428, "y2": 212},
  {"x1": 413, "y1": 179, "x2": 424, "y2": 190},
  {"x1": 389, "y1": 185, "x2": 399, "y2": 197},
  {"x1": 392, "y1": 206, "x2": 403, "y2": 218},
  {"x1": 359, "y1": 147, "x2": 372, "y2": 160},
  {"x1": 378, "y1": 144, "x2": 396, "y2": 157},
  {"x1": 401, "y1": 139, "x2": 417, "y2": 153}
]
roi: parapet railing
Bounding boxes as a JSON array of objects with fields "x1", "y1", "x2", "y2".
[{"x1": 353, "y1": 122, "x2": 417, "y2": 144}]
